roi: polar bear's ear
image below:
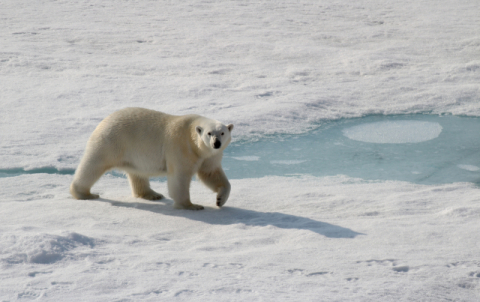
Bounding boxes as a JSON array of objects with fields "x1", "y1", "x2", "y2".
[
  {"x1": 195, "y1": 126, "x2": 203, "y2": 135},
  {"x1": 227, "y1": 124, "x2": 234, "y2": 132}
]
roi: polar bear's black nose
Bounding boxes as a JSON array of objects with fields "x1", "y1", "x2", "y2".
[{"x1": 214, "y1": 140, "x2": 221, "y2": 149}]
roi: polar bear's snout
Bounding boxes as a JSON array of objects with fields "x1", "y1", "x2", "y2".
[{"x1": 196, "y1": 124, "x2": 233, "y2": 151}]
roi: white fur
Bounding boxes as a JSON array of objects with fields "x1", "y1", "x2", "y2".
[{"x1": 70, "y1": 107, "x2": 234, "y2": 210}]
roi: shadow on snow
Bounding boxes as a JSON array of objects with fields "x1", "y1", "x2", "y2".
[{"x1": 97, "y1": 198, "x2": 364, "y2": 239}]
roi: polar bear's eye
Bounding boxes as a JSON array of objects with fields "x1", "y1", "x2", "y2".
[
  {"x1": 207, "y1": 132, "x2": 211, "y2": 136},
  {"x1": 221, "y1": 132, "x2": 224, "y2": 136}
]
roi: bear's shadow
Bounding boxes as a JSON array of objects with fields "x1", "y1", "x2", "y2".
[{"x1": 98, "y1": 198, "x2": 364, "y2": 238}]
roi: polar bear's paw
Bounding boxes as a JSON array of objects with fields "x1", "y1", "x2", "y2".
[
  {"x1": 216, "y1": 186, "x2": 230, "y2": 207},
  {"x1": 187, "y1": 204, "x2": 205, "y2": 210},
  {"x1": 138, "y1": 190, "x2": 164, "y2": 201},
  {"x1": 174, "y1": 202, "x2": 204, "y2": 210},
  {"x1": 76, "y1": 193, "x2": 100, "y2": 200},
  {"x1": 216, "y1": 196, "x2": 227, "y2": 207},
  {"x1": 70, "y1": 183, "x2": 100, "y2": 200},
  {"x1": 86, "y1": 193, "x2": 100, "y2": 199}
]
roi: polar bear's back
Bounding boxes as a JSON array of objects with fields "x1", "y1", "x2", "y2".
[
  {"x1": 92, "y1": 107, "x2": 200, "y2": 142},
  {"x1": 85, "y1": 108, "x2": 199, "y2": 175},
  {"x1": 92, "y1": 108, "x2": 169, "y2": 144}
]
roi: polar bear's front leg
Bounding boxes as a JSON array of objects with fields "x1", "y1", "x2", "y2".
[
  {"x1": 197, "y1": 167, "x2": 231, "y2": 207},
  {"x1": 168, "y1": 171, "x2": 204, "y2": 210},
  {"x1": 215, "y1": 181, "x2": 231, "y2": 207}
]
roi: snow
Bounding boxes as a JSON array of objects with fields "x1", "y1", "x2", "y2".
[
  {"x1": 1, "y1": 0, "x2": 480, "y2": 301},
  {"x1": 2, "y1": 175, "x2": 480, "y2": 301}
]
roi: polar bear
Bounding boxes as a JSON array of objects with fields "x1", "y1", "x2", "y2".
[{"x1": 70, "y1": 107, "x2": 234, "y2": 210}]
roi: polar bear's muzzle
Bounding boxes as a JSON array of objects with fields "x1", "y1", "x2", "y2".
[{"x1": 213, "y1": 138, "x2": 221, "y2": 149}]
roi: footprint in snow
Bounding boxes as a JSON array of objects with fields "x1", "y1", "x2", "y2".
[
  {"x1": 174, "y1": 289, "x2": 194, "y2": 297},
  {"x1": 392, "y1": 266, "x2": 409, "y2": 273},
  {"x1": 356, "y1": 259, "x2": 396, "y2": 266},
  {"x1": 307, "y1": 272, "x2": 330, "y2": 277},
  {"x1": 202, "y1": 263, "x2": 244, "y2": 269}
]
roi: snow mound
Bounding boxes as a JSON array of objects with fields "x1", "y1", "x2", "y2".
[{"x1": 2, "y1": 232, "x2": 95, "y2": 265}]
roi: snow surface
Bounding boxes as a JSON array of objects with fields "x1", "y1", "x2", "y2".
[{"x1": 1, "y1": 0, "x2": 480, "y2": 301}]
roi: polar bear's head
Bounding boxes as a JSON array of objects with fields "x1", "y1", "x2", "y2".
[{"x1": 196, "y1": 121, "x2": 234, "y2": 152}]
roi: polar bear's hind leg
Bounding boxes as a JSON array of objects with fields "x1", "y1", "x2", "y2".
[
  {"x1": 127, "y1": 173, "x2": 164, "y2": 200},
  {"x1": 70, "y1": 158, "x2": 109, "y2": 200}
]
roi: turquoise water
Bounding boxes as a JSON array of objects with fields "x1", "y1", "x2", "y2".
[
  {"x1": 0, "y1": 167, "x2": 75, "y2": 178},
  {"x1": 223, "y1": 115, "x2": 480, "y2": 185},
  {"x1": 2, "y1": 115, "x2": 480, "y2": 185}
]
